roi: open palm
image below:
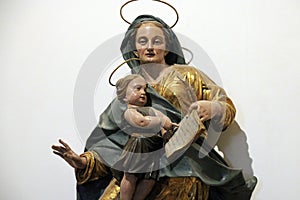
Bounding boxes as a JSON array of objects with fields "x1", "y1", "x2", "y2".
[{"x1": 52, "y1": 139, "x2": 86, "y2": 169}]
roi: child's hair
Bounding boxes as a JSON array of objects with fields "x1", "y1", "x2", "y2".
[{"x1": 116, "y1": 74, "x2": 143, "y2": 103}]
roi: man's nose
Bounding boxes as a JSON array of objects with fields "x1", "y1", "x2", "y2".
[{"x1": 146, "y1": 42, "x2": 154, "y2": 49}]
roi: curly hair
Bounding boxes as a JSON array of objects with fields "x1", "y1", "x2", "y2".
[{"x1": 115, "y1": 74, "x2": 143, "y2": 103}]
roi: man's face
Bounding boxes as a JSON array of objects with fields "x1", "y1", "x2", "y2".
[{"x1": 134, "y1": 23, "x2": 168, "y2": 64}]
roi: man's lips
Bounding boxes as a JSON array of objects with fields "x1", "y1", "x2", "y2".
[{"x1": 145, "y1": 53, "x2": 155, "y2": 57}]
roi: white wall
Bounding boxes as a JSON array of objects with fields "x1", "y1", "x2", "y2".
[{"x1": 1, "y1": 0, "x2": 299, "y2": 199}]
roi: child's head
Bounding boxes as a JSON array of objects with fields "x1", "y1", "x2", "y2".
[{"x1": 116, "y1": 74, "x2": 148, "y2": 106}]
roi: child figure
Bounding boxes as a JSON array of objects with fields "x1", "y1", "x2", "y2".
[{"x1": 114, "y1": 74, "x2": 176, "y2": 200}]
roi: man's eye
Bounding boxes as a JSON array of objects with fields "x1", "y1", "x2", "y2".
[
  {"x1": 138, "y1": 39, "x2": 147, "y2": 45},
  {"x1": 154, "y1": 39, "x2": 162, "y2": 45}
]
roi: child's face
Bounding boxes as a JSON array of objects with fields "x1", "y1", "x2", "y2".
[{"x1": 124, "y1": 77, "x2": 147, "y2": 106}]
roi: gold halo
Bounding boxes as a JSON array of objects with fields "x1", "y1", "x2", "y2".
[
  {"x1": 109, "y1": 46, "x2": 193, "y2": 86},
  {"x1": 182, "y1": 47, "x2": 194, "y2": 65},
  {"x1": 109, "y1": 57, "x2": 141, "y2": 86},
  {"x1": 120, "y1": 0, "x2": 179, "y2": 28}
]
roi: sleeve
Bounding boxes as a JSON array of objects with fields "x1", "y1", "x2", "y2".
[
  {"x1": 175, "y1": 65, "x2": 236, "y2": 130},
  {"x1": 75, "y1": 151, "x2": 110, "y2": 185},
  {"x1": 197, "y1": 70, "x2": 236, "y2": 130}
]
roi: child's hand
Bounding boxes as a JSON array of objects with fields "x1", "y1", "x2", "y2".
[
  {"x1": 163, "y1": 119, "x2": 172, "y2": 130},
  {"x1": 172, "y1": 122, "x2": 179, "y2": 127},
  {"x1": 161, "y1": 123, "x2": 178, "y2": 141}
]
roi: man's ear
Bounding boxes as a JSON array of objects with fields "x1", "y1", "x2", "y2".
[
  {"x1": 164, "y1": 51, "x2": 169, "y2": 56},
  {"x1": 123, "y1": 98, "x2": 128, "y2": 103}
]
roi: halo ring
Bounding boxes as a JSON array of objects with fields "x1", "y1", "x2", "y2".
[
  {"x1": 120, "y1": 0, "x2": 179, "y2": 28},
  {"x1": 109, "y1": 57, "x2": 141, "y2": 86}
]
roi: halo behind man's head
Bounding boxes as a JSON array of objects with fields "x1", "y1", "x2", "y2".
[{"x1": 120, "y1": 15, "x2": 186, "y2": 74}]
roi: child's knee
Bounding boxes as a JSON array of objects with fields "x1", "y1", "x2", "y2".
[{"x1": 124, "y1": 173, "x2": 137, "y2": 182}]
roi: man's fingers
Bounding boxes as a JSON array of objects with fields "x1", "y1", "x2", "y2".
[
  {"x1": 200, "y1": 113, "x2": 209, "y2": 122},
  {"x1": 59, "y1": 139, "x2": 71, "y2": 150},
  {"x1": 52, "y1": 145, "x2": 66, "y2": 152},
  {"x1": 51, "y1": 145, "x2": 58, "y2": 150},
  {"x1": 53, "y1": 149, "x2": 73, "y2": 160},
  {"x1": 188, "y1": 103, "x2": 199, "y2": 114},
  {"x1": 53, "y1": 151, "x2": 64, "y2": 158}
]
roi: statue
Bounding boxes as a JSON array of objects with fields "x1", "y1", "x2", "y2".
[{"x1": 52, "y1": 1, "x2": 257, "y2": 199}]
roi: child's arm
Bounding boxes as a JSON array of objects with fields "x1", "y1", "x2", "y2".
[
  {"x1": 124, "y1": 108, "x2": 164, "y2": 129},
  {"x1": 152, "y1": 109, "x2": 178, "y2": 130}
]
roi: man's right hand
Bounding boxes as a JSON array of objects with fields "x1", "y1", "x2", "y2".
[{"x1": 52, "y1": 139, "x2": 87, "y2": 169}]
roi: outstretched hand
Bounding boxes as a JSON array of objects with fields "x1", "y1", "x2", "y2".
[{"x1": 52, "y1": 139, "x2": 87, "y2": 169}]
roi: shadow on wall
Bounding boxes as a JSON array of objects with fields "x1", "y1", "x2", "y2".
[{"x1": 217, "y1": 121, "x2": 254, "y2": 180}]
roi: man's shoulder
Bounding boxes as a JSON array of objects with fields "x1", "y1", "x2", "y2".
[{"x1": 170, "y1": 64, "x2": 202, "y2": 76}]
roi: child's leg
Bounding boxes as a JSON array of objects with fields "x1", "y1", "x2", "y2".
[
  {"x1": 133, "y1": 179, "x2": 156, "y2": 200},
  {"x1": 120, "y1": 173, "x2": 138, "y2": 200}
]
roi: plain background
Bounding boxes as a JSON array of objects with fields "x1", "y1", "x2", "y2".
[{"x1": 1, "y1": 0, "x2": 299, "y2": 199}]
